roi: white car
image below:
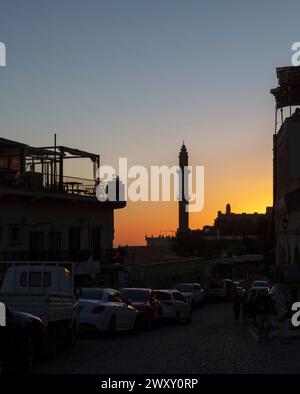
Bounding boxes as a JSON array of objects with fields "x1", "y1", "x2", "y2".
[
  {"x1": 78, "y1": 288, "x2": 139, "y2": 334},
  {"x1": 208, "y1": 279, "x2": 235, "y2": 300},
  {"x1": 175, "y1": 283, "x2": 205, "y2": 308},
  {"x1": 154, "y1": 290, "x2": 192, "y2": 323}
]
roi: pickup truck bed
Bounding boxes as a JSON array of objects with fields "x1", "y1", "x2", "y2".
[{"x1": 0, "y1": 291, "x2": 75, "y2": 326}]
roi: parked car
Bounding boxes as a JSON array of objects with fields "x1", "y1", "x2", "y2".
[
  {"x1": 250, "y1": 280, "x2": 270, "y2": 295},
  {"x1": 153, "y1": 290, "x2": 192, "y2": 323},
  {"x1": 120, "y1": 288, "x2": 162, "y2": 330},
  {"x1": 78, "y1": 288, "x2": 140, "y2": 334},
  {"x1": 207, "y1": 279, "x2": 235, "y2": 301},
  {"x1": 174, "y1": 283, "x2": 205, "y2": 308},
  {"x1": 0, "y1": 304, "x2": 46, "y2": 374},
  {"x1": 0, "y1": 263, "x2": 79, "y2": 358}
]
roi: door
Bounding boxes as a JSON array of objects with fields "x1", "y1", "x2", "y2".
[
  {"x1": 116, "y1": 291, "x2": 136, "y2": 330},
  {"x1": 69, "y1": 227, "x2": 81, "y2": 260},
  {"x1": 174, "y1": 292, "x2": 189, "y2": 319},
  {"x1": 48, "y1": 231, "x2": 62, "y2": 260},
  {"x1": 29, "y1": 231, "x2": 44, "y2": 260}
]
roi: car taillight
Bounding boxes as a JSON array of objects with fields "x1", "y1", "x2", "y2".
[{"x1": 92, "y1": 306, "x2": 105, "y2": 314}]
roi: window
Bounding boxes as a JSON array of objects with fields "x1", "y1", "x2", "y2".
[
  {"x1": 9, "y1": 225, "x2": 23, "y2": 244},
  {"x1": 20, "y1": 271, "x2": 51, "y2": 287},
  {"x1": 43, "y1": 272, "x2": 51, "y2": 287},
  {"x1": 20, "y1": 272, "x2": 27, "y2": 287},
  {"x1": 175, "y1": 284, "x2": 193, "y2": 293},
  {"x1": 29, "y1": 272, "x2": 42, "y2": 287},
  {"x1": 176, "y1": 293, "x2": 187, "y2": 302},
  {"x1": 78, "y1": 289, "x2": 103, "y2": 300},
  {"x1": 48, "y1": 232, "x2": 62, "y2": 259},
  {"x1": 154, "y1": 291, "x2": 171, "y2": 301},
  {"x1": 91, "y1": 227, "x2": 102, "y2": 251},
  {"x1": 48, "y1": 232, "x2": 61, "y2": 251},
  {"x1": 114, "y1": 292, "x2": 126, "y2": 304},
  {"x1": 121, "y1": 289, "x2": 149, "y2": 302},
  {"x1": 109, "y1": 292, "x2": 126, "y2": 304},
  {"x1": 108, "y1": 294, "x2": 115, "y2": 302},
  {"x1": 69, "y1": 228, "x2": 81, "y2": 260}
]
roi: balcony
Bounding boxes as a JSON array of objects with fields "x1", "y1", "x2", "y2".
[{"x1": 0, "y1": 137, "x2": 124, "y2": 206}]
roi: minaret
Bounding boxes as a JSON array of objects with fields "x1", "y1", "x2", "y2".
[
  {"x1": 178, "y1": 142, "x2": 189, "y2": 232},
  {"x1": 226, "y1": 203, "x2": 231, "y2": 215}
]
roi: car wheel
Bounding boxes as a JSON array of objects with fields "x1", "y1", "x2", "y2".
[
  {"x1": 191, "y1": 300, "x2": 196, "y2": 310},
  {"x1": 108, "y1": 316, "x2": 116, "y2": 336},
  {"x1": 175, "y1": 311, "x2": 181, "y2": 324}
]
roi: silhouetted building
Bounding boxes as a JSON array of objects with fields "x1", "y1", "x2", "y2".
[
  {"x1": 271, "y1": 66, "x2": 300, "y2": 290},
  {"x1": 145, "y1": 234, "x2": 173, "y2": 247},
  {"x1": 0, "y1": 137, "x2": 126, "y2": 286},
  {"x1": 178, "y1": 142, "x2": 189, "y2": 232},
  {"x1": 214, "y1": 204, "x2": 272, "y2": 238}
]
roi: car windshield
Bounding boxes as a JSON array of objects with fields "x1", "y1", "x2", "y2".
[
  {"x1": 253, "y1": 281, "x2": 268, "y2": 287},
  {"x1": 175, "y1": 284, "x2": 193, "y2": 292},
  {"x1": 79, "y1": 289, "x2": 104, "y2": 300},
  {"x1": 154, "y1": 291, "x2": 171, "y2": 301},
  {"x1": 122, "y1": 289, "x2": 149, "y2": 302}
]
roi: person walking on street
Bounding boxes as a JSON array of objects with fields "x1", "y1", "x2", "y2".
[
  {"x1": 253, "y1": 289, "x2": 274, "y2": 342},
  {"x1": 232, "y1": 287, "x2": 242, "y2": 323},
  {"x1": 241, "y1": 289, "x2": 248, "y2": 322},
  {"x1": 247, "y1": 289, "x2": 256, "y2": 322}
]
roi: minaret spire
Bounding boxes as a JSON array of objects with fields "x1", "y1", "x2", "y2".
[{"x1": 178, "y1": 142, "x2": 189, "y2": 232}]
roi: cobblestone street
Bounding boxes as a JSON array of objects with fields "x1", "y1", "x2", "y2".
[{"x1": 35, "y1": 303, "x2": 300, "y2": 374}]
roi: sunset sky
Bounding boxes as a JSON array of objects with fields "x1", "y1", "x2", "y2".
[{"x1": 0, "y1": 0, "x2": 299, "y2": 245}]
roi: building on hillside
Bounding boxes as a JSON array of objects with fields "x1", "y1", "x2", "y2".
[{"x1": 213, "y1": 204, "x2": 272, "y2": 239}]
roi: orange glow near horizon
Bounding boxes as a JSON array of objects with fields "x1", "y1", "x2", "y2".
[{"x1": 114, "y1": 171, "x2": 273, "y2": 246}]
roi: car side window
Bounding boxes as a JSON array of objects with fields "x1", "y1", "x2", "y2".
[
  {"x1": 176, "y1": 293, "x2": 186, "y2": 302},
  {"x1": 113, "y1": 292, "x2": 126, "y2": 304},
  {"x1": 108, "y1": 293, "x2": 116, "y2": 302},
  {"x1": 173, "y1": 292, "x2": 180, "y2": 301},
  {"x1": 150, "y1": 292, "x2": 156, "y2": 302}
]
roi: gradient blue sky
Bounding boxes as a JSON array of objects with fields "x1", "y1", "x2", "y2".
[{"x1": 0, "y1": 0, "x2": 299, "y2": 244}]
